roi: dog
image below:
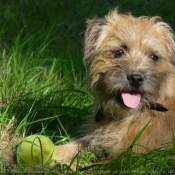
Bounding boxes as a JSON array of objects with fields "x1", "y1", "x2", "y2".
[
  {"x1": 55, "y1": 8, "x2": 175, "y2": 163},
  {"x1": 1, "y1": 8, "x2": 175, "y2": 166}
]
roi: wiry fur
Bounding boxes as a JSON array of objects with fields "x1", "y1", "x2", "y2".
[
  {"x1": 79, "y1": 9, "x2": 175, "y2": 155},
  {"x1": 55, "y1": 9, "x2": 175, "y2": 162},
  {"x1": 78, "y1": 9, "x2": 175, "y2": 157}
]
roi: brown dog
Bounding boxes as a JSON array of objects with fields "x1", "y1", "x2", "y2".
[
  {"x1": 1, "y1": 8, "x2": 175, "y2": 166},
  {"x1": 55, "y1": 8, "x2": 175, "y2": 163}
]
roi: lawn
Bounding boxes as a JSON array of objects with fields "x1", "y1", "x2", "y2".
[{"x1": 0, "y1": 0, "x2": 175, "y2": 174}]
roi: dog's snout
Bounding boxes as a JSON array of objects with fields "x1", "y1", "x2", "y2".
[{"x1": 127, "y1": 74, "x2": 144, "y2": 88}]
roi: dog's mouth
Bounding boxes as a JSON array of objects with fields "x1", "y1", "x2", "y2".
[
  {"x1": 121, "y1": 91, "x2": 141, "y2": 108},
  {"x1": 120, "y1": 90, "x2": 168, "y2": 112}
]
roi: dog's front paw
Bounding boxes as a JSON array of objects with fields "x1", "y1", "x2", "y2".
[{"x1": 55, "y1": 141, "x2": 85, "y2": 164}]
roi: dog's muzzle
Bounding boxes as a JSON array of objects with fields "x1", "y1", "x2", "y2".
[
  {"x1": 120, "y1": 73, "x2": 144, "y2": 109},
  {"x1": 120, "y1": 73, "x2": 169, "y2": 111}
]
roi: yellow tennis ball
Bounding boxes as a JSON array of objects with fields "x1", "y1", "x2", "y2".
[{"x1": 17, "y1": 135, "x2": 56, "y2": 165}]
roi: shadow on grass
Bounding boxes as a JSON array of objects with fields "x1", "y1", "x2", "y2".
[{"x1": 7, "y1": 89, "x2": 93, "y2": 143}]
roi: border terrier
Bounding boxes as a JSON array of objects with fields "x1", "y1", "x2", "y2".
[
  {"x1": 55, "y1": 8, "x2": 175, "y2": 163},
  {"x1": 2, "y1": 8, "x2": 175, "y2": 165}
]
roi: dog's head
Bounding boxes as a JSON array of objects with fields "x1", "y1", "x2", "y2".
[{"x1": 84, "y1": 9, "x2": 175, "y2": 115}]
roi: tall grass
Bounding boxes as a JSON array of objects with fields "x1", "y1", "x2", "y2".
[{"x1": 0, "y1": 0, "x2": 175, "y2": 174}]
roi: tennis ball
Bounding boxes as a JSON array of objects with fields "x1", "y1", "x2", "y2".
[{"x1": 17, "y1": 135, "x2": 56, "y2": 165}]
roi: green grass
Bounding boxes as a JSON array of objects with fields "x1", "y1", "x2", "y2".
[{"x1": 0, "y1": 0, "x2": 175, "y2": 174}]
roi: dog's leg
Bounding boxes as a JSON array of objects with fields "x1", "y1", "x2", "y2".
[{"x1": 55, "y1": 140, "x2": 85, "y2": 163}]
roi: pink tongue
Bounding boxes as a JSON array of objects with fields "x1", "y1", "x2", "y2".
[{"x1": 121, "y1": 92, "x2": 141, "y2": 108}]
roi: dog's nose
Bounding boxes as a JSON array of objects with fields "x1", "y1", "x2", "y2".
[{"x1": 127, "y1": 74, "x2": 144, "y2": 88}]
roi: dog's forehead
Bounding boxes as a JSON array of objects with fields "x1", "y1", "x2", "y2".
[
  {"x1": 100, "y1": 17, "x2": 164, "y2": 48},
  {"x1": 94, "y1": 14, "x2": 175, "y2": 60}
]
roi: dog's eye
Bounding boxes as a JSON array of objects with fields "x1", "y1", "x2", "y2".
[
  {"x1": 151, "y1": 54, "x2": 159, "y2": 62},
  {"x1": 113, "y1": 49, "x2": 124, "y2": 58}
]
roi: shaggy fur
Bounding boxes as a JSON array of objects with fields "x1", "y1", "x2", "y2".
[
  {"x1": 56, "y1": 9, "x2": 175, "y2": 163},
  {"x1": 1, "y1": 8, "x2": 175, "y2": 165}
]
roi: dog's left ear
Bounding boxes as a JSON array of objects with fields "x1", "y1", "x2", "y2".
[
  {"x1": 83, "y1": 18, "x2": 106, "y2": 66},
  {"x1": 164, "y1": 27, "x2": 175, "y2": 65},
  {"x1": 154, "y1": 18, "x2": 175, "y2": 65}
]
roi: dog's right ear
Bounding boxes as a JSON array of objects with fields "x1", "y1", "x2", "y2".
[{"x1": 83, "y1": 18, "x2": 106, "y2": 66}]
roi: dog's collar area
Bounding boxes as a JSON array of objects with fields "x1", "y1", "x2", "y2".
[
  {"x1": 149, "y1": 102, "x2": 169, "y2": 112},
  {"x1": 96, "y1": 103, "x2": 169, "y2": 122}
]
